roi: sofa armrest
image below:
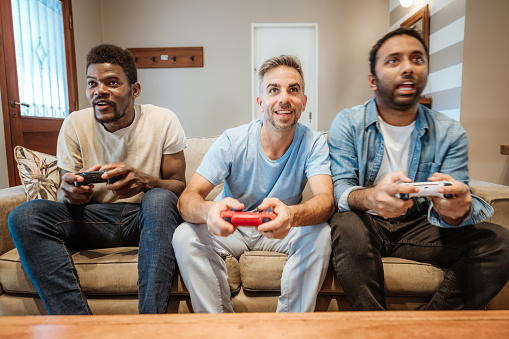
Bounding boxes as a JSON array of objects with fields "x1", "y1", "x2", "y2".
[
  {"x1": 0, "y1": 185, "x2": 26, "y2": 256},
  {"x1": 470, "y1": 179, "x2": 509, "y2": 230}
]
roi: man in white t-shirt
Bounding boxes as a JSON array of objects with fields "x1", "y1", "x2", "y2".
[
  {"x1": 172, "y1": 55, "x2": 333, "y2": 313},
  {"x1": 9, "y1": 44, "x2": 187, "y2": 315},
  {"x1": 328, "y1": 27, "x2": 509, "y2": 310}
]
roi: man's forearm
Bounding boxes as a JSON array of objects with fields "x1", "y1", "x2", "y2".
[
  {"x1": 288, "y1": 192, "x2": 335, "y2": 226},
  {"x1": 177, "y1": 192, "x2": 213, "y2": 224},
  {"x1": 347, "y1": 187, "x2": 373, "y2": 212}
]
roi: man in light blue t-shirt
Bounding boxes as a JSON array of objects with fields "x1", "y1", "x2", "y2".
[{"x1": 173, "y1": 55, "x2": 334, "y2": 313}]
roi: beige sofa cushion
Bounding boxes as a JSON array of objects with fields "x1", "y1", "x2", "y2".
[
  {"x1": 470, "y1": 179, "x2": 509, "y2": 230},
  {"x1": 239, "y1": 251, "x2": 444, "y2": 296},
  {"x1": 183, "y1": 136, "x2": 223, "y2": 200},
  {"x1": 0, "y1": 248, "x2": 241, "y2": 295}
]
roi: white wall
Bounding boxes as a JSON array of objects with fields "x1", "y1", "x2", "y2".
[
  {"x1": 72, "y1": 0, "x2": 389, "y2": 136},
  {"x1": 72, "y1": 0, "x2": 104, "y2": 109},
  {"x1": 461, "y1": 0, "x2": 509, "y2": 185}
]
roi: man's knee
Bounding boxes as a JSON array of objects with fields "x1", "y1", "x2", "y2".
[
  {"x1": 172, "y1": 223, "x2": 203, "y2": 258},
  {"x1": 330, "y1": 211, "x2": 373, "y2": 242},
  {"x1": 142, "y1": 188, "x2": 178, "y2": 209},
  {"x1": 482, "y1": 223, "x2": 509, "y2": 265},
  {"x1": 139, "y1": 189, "x2": 179, "y2": 229},
  {"x1": 8, "y1": 200, "x2": 53, "y2": 238}
]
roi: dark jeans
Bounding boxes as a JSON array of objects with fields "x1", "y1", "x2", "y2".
[
  {"x1": 330, "y1": 211, "x2": 509, "y2": 310},
  {"x1": 8, "y1": 188, "x2": 179, "y2": 315}
]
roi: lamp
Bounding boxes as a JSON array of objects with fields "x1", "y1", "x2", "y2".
[{"x1": 400, "y1": 0, "x2": 414, "y2": 8}]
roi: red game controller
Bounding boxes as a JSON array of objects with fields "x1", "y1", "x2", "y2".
[{"x1": 220, "y1": 210, "x2": 276, "y2": 227}]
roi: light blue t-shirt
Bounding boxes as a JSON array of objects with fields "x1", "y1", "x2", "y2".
[{"x1": 197, "y1": 120, "x2": 331, "y2": 211}]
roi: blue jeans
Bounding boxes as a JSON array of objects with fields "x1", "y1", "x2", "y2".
[
  {"x1": 330, "y1": 211, "x2": 509, "y2": 310},
  {"x1": 8, "y1": 188, "x2": 179, "y2": 315}
]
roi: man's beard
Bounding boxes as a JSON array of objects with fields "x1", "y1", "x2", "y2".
[
  {"x1": 94, "y1": 101, "x2": 129, "y2": 125},
  {"x1": 265, "y1": 105, "x2": 300, "y2": 131},
  {"x1": 376, "y1": 76, "x2": 426, "y2": 111}
]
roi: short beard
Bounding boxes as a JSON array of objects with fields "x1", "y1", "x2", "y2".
[
  {"x1": 376, "y1": 78, "x2": 425, "y2": 111},
  {"x1": 265, "y1": 111, "x2": 298, "y2": 131},
  {"x1": 94, "y1": 100, "x2": 130, "y2": 125}
]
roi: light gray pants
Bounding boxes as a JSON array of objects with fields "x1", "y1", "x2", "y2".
[{"x1": 172, "y1": 222, "x2": 331, "y2": 313}]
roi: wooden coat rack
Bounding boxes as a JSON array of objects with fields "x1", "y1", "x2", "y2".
[{"x1": 127, "y1": 47, "x2": 203, "y2": 68}]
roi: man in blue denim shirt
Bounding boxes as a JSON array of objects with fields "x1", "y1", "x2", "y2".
[{"x1": 328, "y1": 27, "x2": 509, "y2": 310}]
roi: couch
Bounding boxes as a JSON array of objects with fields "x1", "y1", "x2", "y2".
[{"x1": 1, "y1": 135, "x2": 509, "y2": 315}]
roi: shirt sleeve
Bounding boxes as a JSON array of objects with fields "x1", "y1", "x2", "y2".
[
  {"x1": 305, "y1": 133, "x2": 332, "y2": 179},
  {"x1": 328, "y1": 110, "x2": 363, "y2": 212},
  {"x1": 56, "y1": 116, "x2": 83, "y2": 173},
  {"x1": 162, "y1": 109, "x2": 187, "y2": 154},
  {"x1": 425, "y1": 123, "x2": 494, "y2": 227}
]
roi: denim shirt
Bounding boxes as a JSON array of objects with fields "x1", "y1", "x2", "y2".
[{"x1": 328, "y1": 98, "x2": 493, "y2": 228}]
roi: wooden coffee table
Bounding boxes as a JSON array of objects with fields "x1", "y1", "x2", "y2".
[{"x1": 1, "y1": 310, "x2": 508, "y2": 338}]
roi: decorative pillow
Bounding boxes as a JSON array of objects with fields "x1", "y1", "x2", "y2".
[{"x1": 14, "y1": 146, "x2": 60, "y2": 201}]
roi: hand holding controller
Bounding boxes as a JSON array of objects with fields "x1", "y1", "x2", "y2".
[
  {"x1": 396, "y1": 181, "x2": 454, "y2": 200},
  {"x1": 220, "y1": 210, "x2": 276, "y2": 227},
  {"x1": 74, "y1": 170, "x2": 123, "y2": 187}
]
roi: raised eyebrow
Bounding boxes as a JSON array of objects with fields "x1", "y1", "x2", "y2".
[
  {"x1": 385, "y1": 52, "x2": 401, "y2": 60},
  {"x1": 86, "y1": 75, "x2": 121, "y2": 81},
  {"x1": 266, "y1": 83, "x2": 280, "y2": 89}
]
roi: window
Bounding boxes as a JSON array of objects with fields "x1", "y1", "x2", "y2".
[{"x1": 11, "y1": 0, "x2": 69, "y2": 118}]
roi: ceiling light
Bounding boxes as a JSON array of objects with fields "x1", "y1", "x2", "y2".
[{"x1": 400, "y1": 0, "x2": 414, "y2": 8}]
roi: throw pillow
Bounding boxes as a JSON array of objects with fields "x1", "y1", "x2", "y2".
[{"x1": 14, "y1": 145, "x2": 60, "y2": 201}]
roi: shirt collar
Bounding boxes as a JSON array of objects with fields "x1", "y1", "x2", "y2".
[{"x1": 365, "y1": 97, "x2": 429, "y2": 134}]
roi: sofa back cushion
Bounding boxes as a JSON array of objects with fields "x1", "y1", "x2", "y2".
[{"x1": 183, "y1": 136, "x2": 223, "y2": 200}]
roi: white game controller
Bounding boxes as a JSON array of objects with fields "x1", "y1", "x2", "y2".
[{"x1": 395, "y1": 181, "x2": 454, "y2": 200}]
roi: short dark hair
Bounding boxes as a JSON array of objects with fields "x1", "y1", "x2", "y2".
[
  {"x1": 258, "y1": 55, "x2": 305, "y2": 95},
  {"x1": 86, "y1": 44, "x2": 138, "y2": 85},
  {"x1": 369, "y1": 27, "x2": 429, "y2": 76}
]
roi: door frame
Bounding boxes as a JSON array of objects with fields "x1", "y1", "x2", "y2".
[
  {"x1": 251, "y1": 23, "x2": 319, "y2": 130},
  {"x1": 0, "y1": 0, "x2": 78, "y2": 187}
]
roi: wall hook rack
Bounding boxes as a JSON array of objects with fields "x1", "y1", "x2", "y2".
[{"x1": 128, "y1": 47, "x2": 203, "y2": 68}]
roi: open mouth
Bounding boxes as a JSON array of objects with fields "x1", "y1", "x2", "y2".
[
  {"x1": 396, "y1": 81, "x2": 416, "y2": 94},
  {"x1": 94, "y1": 100, "x2": 113, "y2": 110}
]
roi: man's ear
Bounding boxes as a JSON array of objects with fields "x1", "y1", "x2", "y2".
[
  {"x1": 256, "y1": 96, "x2": 264, "y2": 113},
  {"x1": 368, "y1": 73, "x2": 377, "y2": 92},
  {"x1": 302, "y1": 94, "x2": 308, "y2": 112},
  {"x1": 132, "y1": 82, "x2": 141, "y2": 99}
]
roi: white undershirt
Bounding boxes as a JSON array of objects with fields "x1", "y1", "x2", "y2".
[{"x1": 373, "y1": 116, "x2": 415, "y2": 186}]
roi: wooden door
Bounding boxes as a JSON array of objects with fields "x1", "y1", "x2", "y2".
[{"x1": 0, "y1": 0, "x2": 78, "y2": 186}]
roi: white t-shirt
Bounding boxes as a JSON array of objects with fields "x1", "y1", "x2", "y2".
[
  {"x1": 373, "y1": 116, "x2": 415, "y2": 186},
  {"x1": 57, "y1": 103, "x2": 187, "y2": 204}
]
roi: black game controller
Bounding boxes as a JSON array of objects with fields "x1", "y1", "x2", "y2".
[{"x1": 74, "y1": 171, "x2": 123, "y2": 187}]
